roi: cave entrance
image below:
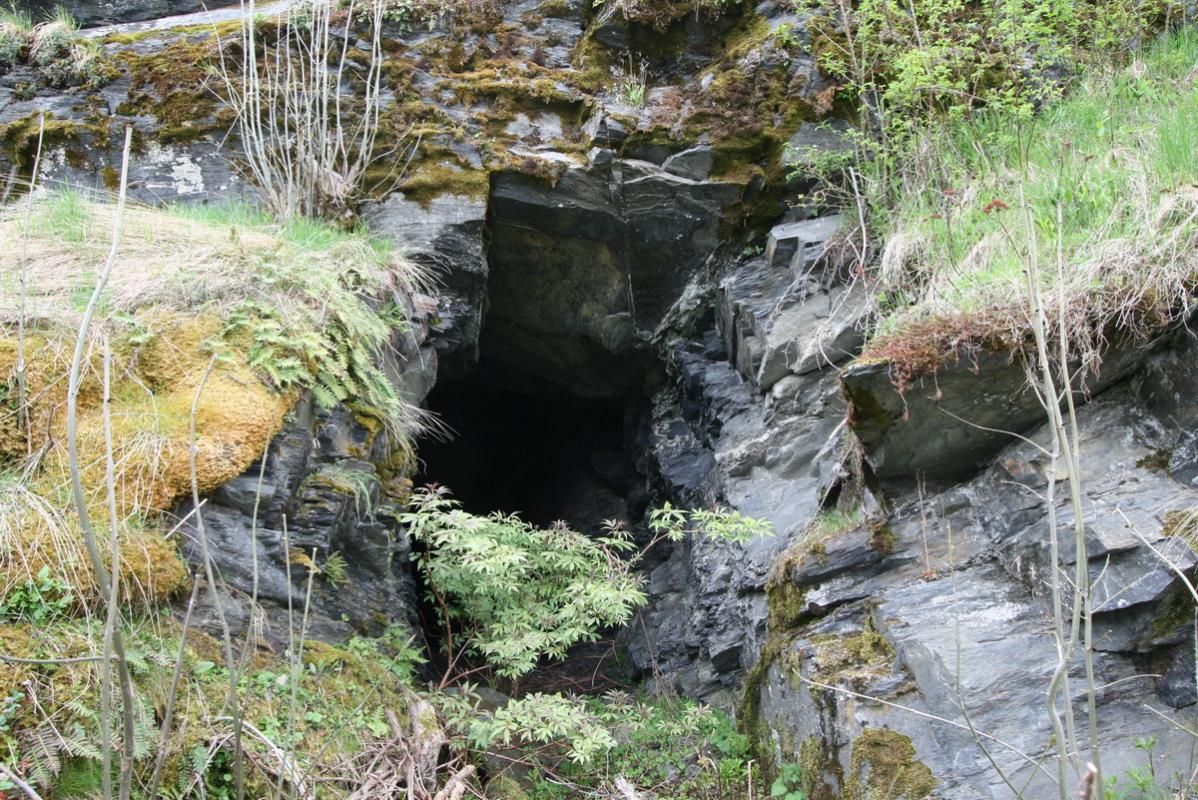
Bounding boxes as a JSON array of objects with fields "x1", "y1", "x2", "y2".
[{"x1": 417, "y1": 362, "x2": 647, "y2": 532}]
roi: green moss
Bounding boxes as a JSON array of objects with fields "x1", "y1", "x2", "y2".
[
  {"x1": 843, "y1": 729, "x2": 936, "y2": 800},
  {"x1": 799, "y1": 736, "x2": 842, "y2": 800},
  {"x1": 737, "y1": 634, "x2": 784, "y2": 770},
  {"x1": 1150, "y1": 588, "x2": 1193, "y2": 640},
  {"x1": 447, "y1": 70, "x2": 583, "y2": 108},
  {"x1": 568, "y1": 29, "x2": 615, "y2": 92},
  {"x1": 101, "y1": 164, "x2": 120, "y2": 191},
  {"x1": 487, "y1": 775, "x2": 532, "y2": 799},
  {"x1": 0, "y1": 113, "x2": 91, "y2": 178},
  {"x1": 807, "y1": 618, "x2": 893, "y2": 685},
  {"x1": 538, "y1": 0, "x2": 573, "y2": 16},
  {"x1": 115, "y1": 38, "x2": 223, "y2": 144},
  {"x1": 392, "y1": 161, "x2": 491, "y2": 207},
  {"x1": 1137, "y1": 447, "x2": 1174, "y2": 472},
  {"x1": 767, "y1": 576, "x2": 809, "y2": 631},
  {"x1": 869, "y1": 522, "x2": 896, "y2": 553},
  {"x1": 100, "y1": 20, "x2": 242, "y2": 47}
]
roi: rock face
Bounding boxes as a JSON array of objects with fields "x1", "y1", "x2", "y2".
[
  {"x1": 842, "y1": 334, "x2": 1165, "y2": 482},
  {"x1": 9, "y1": 1, "x2": 1198, "y2": 797},
  {"x1": 16, "y1": 1, "x2": 239, "y2": 28},
  {"x1": 750, "y1": 364, "x2": 1198, "y2": 797},
  {"x1": 182, "y1": 299, "x2": 439, "y2": 648},
  {"x1": 485, "y1": 156, "x2": 746, "y2": 396}
]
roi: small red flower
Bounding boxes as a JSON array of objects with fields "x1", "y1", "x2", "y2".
[{"x1": 983, "y1": 199, "x2": 1010, "y2": 214}]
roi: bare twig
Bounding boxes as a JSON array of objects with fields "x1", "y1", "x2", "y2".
[
  {"x1": 0, "y1": 762, "x2": 45, "y2": 800},
  {"x1": 146, "y1": 575, "x2": 203, "y2": 800},
  {"x1": 16, "y1": 113, "x2": 46, "y2": 457},
  {"x1": 65, "y1": 126, "x2": 139, "y2": 800},
  {"x1": 186, "y1": 351, "x2": 245, "y2": 799}
]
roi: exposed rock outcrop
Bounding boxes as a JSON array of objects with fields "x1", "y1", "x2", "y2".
[{"x1": 8, "y1": 1, "x2": 1198, "y2": 796}]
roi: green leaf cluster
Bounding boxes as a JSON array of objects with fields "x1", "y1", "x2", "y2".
[
  {"x1": 403, "y1": 488, "x2": 647, "y2": 679},
  {"x1": 405, "y1": 489, "x2": 774, "y2": 681},
  {"x1": 771, "y1": 763, "x2": 808, "y2": 799},
  {"x1": 815, "y1": 0, "x2": 1182, "y2": 149},
  {"x1": 0, "y1": 565, "x2": 74, "y2": 624}
]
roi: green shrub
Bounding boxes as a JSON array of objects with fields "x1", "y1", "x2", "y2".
[
  {"x1": 404, "y1": 488, "x2": 773, "y2": 680},
  {"x1": 441, "y1": 689, "x2": 761, "y2": 798},
  {"x1": 815, "y1": 0, "x2": 1183, "y2": 149},
  {"x1": 404, "y1": 488, "x2": 648, "y2": 679}
]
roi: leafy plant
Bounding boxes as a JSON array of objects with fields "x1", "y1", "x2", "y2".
[
  {"x1": 404, "y1": 488, "x2": 646, "y2": 679},
  {"x1": 322, "y1": 550, "x2": 349, "y2": 587},
  {"x1": 619, "y1": 52, "x2": 648, "y2": 107},
  {"x1": 771, "y1": 763, "x2": 808, "y2": 799},
  {"x1": 345, "y1": 624, "x2": 425, "y2": 685},
  {"x1": 216, "y1": 231, "x2": 423, "y2": 438},
  {"x1": 0, "y1": 5, "x2": 31, "y2": 70},
  {"x1": 445, "y1": 690, "x2": 759, "y2": 798},
  {"x1": 404, "y1": 488, "x2": 772, "y2": 682},
  {"x1": 0, "y1": 565, "x2": 74, "y2": 623}
]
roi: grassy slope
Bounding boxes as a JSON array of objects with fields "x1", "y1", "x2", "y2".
[
  {"x1": 0, "y1": 192, "x2": 426, "y2": 605},
  {"x1": 0, "y1": 193, "x2": 432, "y2": 796},
  {"x1": 862, "y1": 28, "x2": 1198, "y2": 375}
]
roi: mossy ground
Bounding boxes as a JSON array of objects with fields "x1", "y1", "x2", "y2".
[{"x1": 0, "y1": 614, "x2": 420, "y2": 797}]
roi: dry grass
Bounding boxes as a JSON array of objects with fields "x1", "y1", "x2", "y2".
[{"x1": 0, "y1": 191, "x2": 426, "y2": 331}]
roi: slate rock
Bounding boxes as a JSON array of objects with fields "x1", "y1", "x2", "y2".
[{"x1": 662, "y1": 145, "x2": 715, "y2": 181}]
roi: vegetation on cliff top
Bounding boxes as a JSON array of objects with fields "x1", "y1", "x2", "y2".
[{"x1": 854, "y1": 28, "x2": 1198, "y2": 379}]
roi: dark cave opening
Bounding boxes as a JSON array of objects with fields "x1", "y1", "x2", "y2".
[{"x1": 416, "y1": 362, "x2": 648, "y2": 532}]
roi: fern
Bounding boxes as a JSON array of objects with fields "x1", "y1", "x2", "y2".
[
  {"x1": 22, "y1": 724, "x2": 61, "y2": 787},
  {"x1": 60, "y1": 720, "x2": 104, "y2": 760},
  {"x1": 217, "y1": 252, "x2": 420, "y2": 440},
  {"x1": 322, "y1": 551, "x2": 349, "y2": 587}
]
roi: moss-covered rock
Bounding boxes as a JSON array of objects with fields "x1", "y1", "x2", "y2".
[{"x1": 843, "y1": 728, "x2": 936, "y2": 800}]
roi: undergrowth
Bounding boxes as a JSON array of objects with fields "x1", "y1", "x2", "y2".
[{"x1": 0, "y1": 5, "x2": 112, "y2": 88}]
